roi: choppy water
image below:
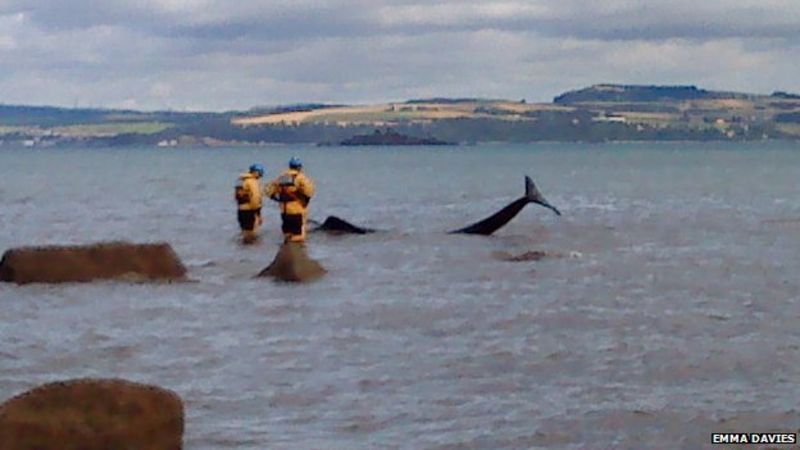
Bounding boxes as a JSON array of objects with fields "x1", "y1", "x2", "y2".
[{"x1": 1, "y1": 142, "x2": 800, "y2": 449}]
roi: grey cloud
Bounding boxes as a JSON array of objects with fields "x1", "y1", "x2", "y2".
[
  {"x1": 2, "y1": 0, "x2": 800, "y2": 110},
  {"x1": 6, "y1": 0, "x2": 800, "y2": 41}
]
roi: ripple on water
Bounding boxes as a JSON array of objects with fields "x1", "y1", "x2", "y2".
[{"x1": 2, "y1": 143, "x2": 800, "y2": 449}]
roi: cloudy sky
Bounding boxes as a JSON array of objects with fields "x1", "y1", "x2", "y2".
[{"x1": 1, "y1": 0, "x2": 799, "y2": 111}]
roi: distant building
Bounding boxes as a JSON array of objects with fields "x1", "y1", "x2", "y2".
[
  {"x1": 593, "y1": 114, "x2": 627, "y2": 123},
  {"x1": 157, "y1": 139, "x2": 178, "y2": 147}
]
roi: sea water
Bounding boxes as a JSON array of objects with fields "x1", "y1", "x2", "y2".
[{"x1": 1, "y1": 142, "x2": 800, "y2": 449}]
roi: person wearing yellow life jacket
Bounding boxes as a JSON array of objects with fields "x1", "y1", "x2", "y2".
[
  {"x1": 234, "y1": 163, "x2": 265, "y2": 242},
  {"x1": 265, "y1": 157, "x2": 315, "y2": 243}
]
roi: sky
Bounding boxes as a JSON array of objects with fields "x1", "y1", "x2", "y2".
[{"x1": 1, "y1": 0, "x2": 799, "y2": 111}]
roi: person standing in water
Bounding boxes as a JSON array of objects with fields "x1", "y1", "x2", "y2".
[
  {"x1": 265, "y1": 157, "x2": 315, "y2": 243},
  {"x1": 234, "y1": 163, "x2": 265, "y2": 243}
]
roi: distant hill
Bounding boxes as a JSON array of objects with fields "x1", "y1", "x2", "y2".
[
  {"x1": 3, "y1": 84, "x2": 800, "y2": 146},
  {"x1": 0, "y1": 104, "x2": 223, "y2": 127},
  {"x1": 0, "y1": 104, "x2": 122, "y2": 126},
  {"x1": 772, "y1": 91, "x2": 800, "y2": 100},
  {"x1": 553, "y1": 84, "x2": 753, "y2": 104},
  {"x1": 246, "y1": 103, "x2": 343, "y2": 115},
  {"x1": 405, "y1": 98, "x2": 500, "y2": 104}
]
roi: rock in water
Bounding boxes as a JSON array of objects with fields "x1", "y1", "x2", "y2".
[
  {"x1": 492, "y1": 250, "x2": 582, "y2": 262},
  {"x1": 0, "y1": 378, "x2": 184, "y2": 450},
  {"x1": 258, "y1": 242, "x2": 326, "y2": 282},
  {"x1": 0, "y1": 241, "x2": 188, "y2": 284},
  {"x1": 492, "y1": 250, "x2": 549, "y2": 262}
]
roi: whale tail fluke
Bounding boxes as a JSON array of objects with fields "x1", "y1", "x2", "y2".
[
  {"x1": 525, "y1": 175, "x2": 536, "y2": 201},
  {"x1": 449, "y1": 175, "x2": 560, "y2": 235},
  {"x1": 525, "y1": 175, "x2": 561, "y2": 216}
]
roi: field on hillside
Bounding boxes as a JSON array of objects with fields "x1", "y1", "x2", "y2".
[
  {"x1": 231, "y1": 101, "x2": 570, "y2": 126},
  {"x1": 4, "y1": 85, "x2": 800, "y2": 145},
  {"x1": 52, "y1": 122, "x2": 172, "y2": 137}
]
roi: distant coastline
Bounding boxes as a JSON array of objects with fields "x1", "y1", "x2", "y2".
[{"x1": 2, "y1": 84, "x2": 799, "y2": 147}]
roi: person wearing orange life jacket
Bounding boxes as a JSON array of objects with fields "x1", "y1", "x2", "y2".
[
  {"x1": 265, "y1": 157, "x2": 315, "y2": 243},
  {"x1": 234, "y1": 163, "x2": 265, "y2": 242}
]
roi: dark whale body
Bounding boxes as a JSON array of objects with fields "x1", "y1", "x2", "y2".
[
  {"x1": 312, "y1": 215, "x2": 375, "y2": 234},
  {"x1": 450, "y1": 176, "x2": 560, "y2": 235},
  {"x1": 311, "y1": 175, "x2": 559, "y2": 237}
]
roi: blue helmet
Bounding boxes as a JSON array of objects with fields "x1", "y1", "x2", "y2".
[
  {"x1": 249, "y1": 163, "x2": 265, "y2": 177},
  {"x1": 288, "y1": 156, "x2": 302, "y2": 169}
]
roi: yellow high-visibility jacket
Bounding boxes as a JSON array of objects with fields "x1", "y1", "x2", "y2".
[
  {"x1": 236, "y1": 172, "x2": 263, "y2": 211},
  {"x1": 265, "y1": 169, "x2": 315, "y2": 215}
]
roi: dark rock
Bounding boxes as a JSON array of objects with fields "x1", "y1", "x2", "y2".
[
  {"x1": 257, "y1": 242, "x2": 326, "y2": 282},
  {"x1": 492, "y1": 250, "x2": 582, "y2": 262},
  {"x1": 492, "y1": 250, "x2": 549, "y2": 262},
  {"x1": 0, "y1": 241, "x2": 187, "y2": 284}
]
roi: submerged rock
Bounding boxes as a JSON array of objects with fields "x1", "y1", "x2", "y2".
[
  {"x1": 0, "y1": 241, "x2": 188, "y2": 284},
  {"x1": 0, "y1": 378, "x2": 184, "y2": 450},
  {"x1": 493, "y1": 250, "x2": 582, "y2": 262},
  {"x1": 258, "y1": 242, "x2": 326, "y2": 282},
  {"x1": 493, "y1": 250, "x2": 550, "y2": 262}
]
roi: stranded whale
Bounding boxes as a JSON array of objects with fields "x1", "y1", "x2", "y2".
[
  {"x1": 450, "y1": 175, "x2": 560, "y2": 235},
  {"x1": 312, "y1": 176, "x2": 559, "y2": 237},
  {"x1": 310, "y1": 215, "x2": 376, "y2": 234}
]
